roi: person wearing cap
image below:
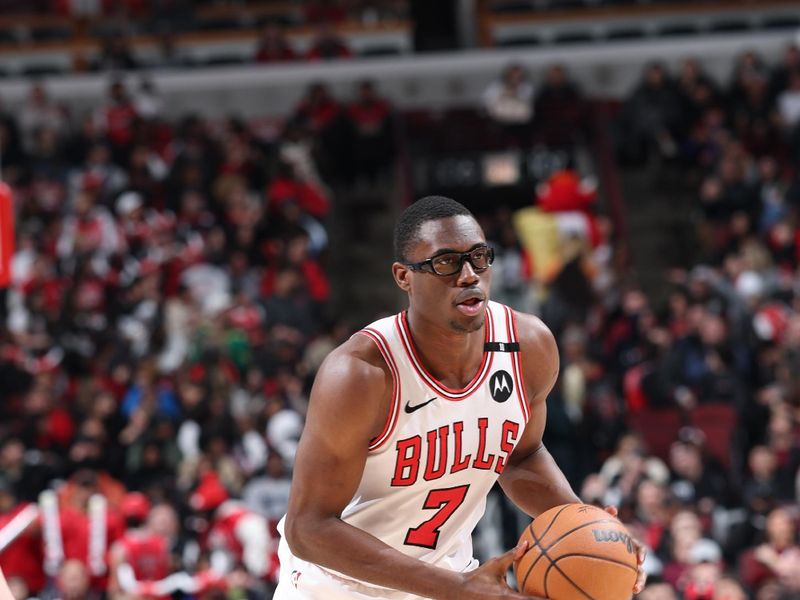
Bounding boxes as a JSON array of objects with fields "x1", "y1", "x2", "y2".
[
  {"x1": 681, "y1": 539, "x2": 724, "y2": 600},
  {"x1": 668, "y1": 429, "x2": 732, "y2": 513},
  {"x1": 189, "y1": 471, "x2": 278, "y2": 592},
  {"x1": 55, "y1": 470, "x2": 125, "y2": 593},
  {"x1": 109, "y1": 498, "x2": 177, "y2": 600}
]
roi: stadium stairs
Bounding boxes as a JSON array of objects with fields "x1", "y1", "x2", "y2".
[
  {"x1": 328, "y1": 178, "x2": 405, "y2": 327},
  {"x1": 618, "y1": 160, "x2": 701, "y2": 305}
]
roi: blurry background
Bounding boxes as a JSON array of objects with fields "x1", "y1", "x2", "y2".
[{"x1": 0, "y1": 0, "x2": 800, "y2": 599}]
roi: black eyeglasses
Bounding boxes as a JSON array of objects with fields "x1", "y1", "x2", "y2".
[{"x1": 404, "y1": 246, "x2": 495, "y2": 276}]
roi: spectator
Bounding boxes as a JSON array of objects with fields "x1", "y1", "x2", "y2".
[
  {"x1": 347, "y1": 80, "x2": 395, "y2": 183},
  {"x1": 617, "y1": 62, "x2": 683, "y2": 163},
  {"x1": 266, "y1": 161, "x2": 330, "y2": 220},
  {"x1": 108, "y1": 499, "x2": 177, "y2": 597},
  {"x1": 713, "y1": 576, "x2": 748, "y2": 600},
  {"x1": 95, "y1": 80, "x2": 138, "y2": 165},
  {"x1": 743, "y1": 445, "x2": 786, "y2": 516},
  {"x1": 17, "y1": 83, "x2": 67, "y2": 153},
  {"x1": 640, "y1": 582, "x2": 679, "y2": 600},
  {"x1": 55, "y1": 559, "x2": 97, "y2": 600},
  {"x1": 534, "y1": 64, "x2": 587, "y2": 146},
  {"x1": 189, "y1": 470, "x2": 278, "y2": 588},
  {"x1": 668, "y1": 432, "x2": 732, "y2": 513},
  {"x1": 740, "y1": 507, "x2": 800, "y2": 594},
  {"x1": 94, "y1": 36, "x2": 138, "y2": 72},
  {"x1": 483, "y1": 63, "x2": 534, "y2": 129},
  {"x1": 254, "y1": 23, "x2": 297, "y2": 64},
  {"x1": 306, "y1": 23, "x2": 353, "y2": 60},
  {"x1": 242, "y1": 452, "x2": 292, "y2": 530},
  {"x1": 682, "y1": 539, "x2": 724, "y2": 600},
  {"x1": 132, "y1": 77, "x2": 163, "y2": 121}
]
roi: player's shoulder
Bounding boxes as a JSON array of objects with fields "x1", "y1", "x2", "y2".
[
  {"x1": 506, "y1": 309, "x2": 560, "y2": 398},
  {"x1": 510, "y1": 309, "x2": 558, "y2": 357},
  {"x1": 315, "y1": 332, "x2": 392, "y2": 393}
]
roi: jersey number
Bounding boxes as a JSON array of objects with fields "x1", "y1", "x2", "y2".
[{"x1": 404, "y1": 485, "x2": 470, "y2": 549}]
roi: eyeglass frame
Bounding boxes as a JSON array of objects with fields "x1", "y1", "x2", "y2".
[{"x1": 402, "y1": 245, "x2": 495, "y2": 276}]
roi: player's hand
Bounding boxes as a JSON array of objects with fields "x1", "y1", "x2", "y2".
[
  {"x1": 604, "y1": 505, "x2": 647, "y2": 594},
  {"x1": 454, "y1": 540, "x2": 545, "y2": 600}
]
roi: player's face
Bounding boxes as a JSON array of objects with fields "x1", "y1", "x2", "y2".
[{"x1": 394, "y1": 215, "x2": 492, "y2": 333}]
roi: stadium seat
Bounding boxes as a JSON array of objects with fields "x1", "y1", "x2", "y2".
[
  {"x1": 553, "y1": 30, "x2": 594, "y2": 45},
  {"x1": 605, "y1": 27, "x2": 646, "y2": 41},
  {"x1": 627, "y1": 407, "x2": 683, "y2": 463},
  {"x1": 20, "y1": 63, "x2": 66, "y2": 76},
  {"x1": 30, "y1": 26, "x2": 72, "y2": 42},
  {"x1": 496, "y1": 36, "x2": 542, "y2": 47},
  {"x1": 199, "y1": 55, "x2": 248, "y2": 66},
  {"x1": 763, "y1": 15, "x2": 800, "y2": 30},
  {"x1": 490, "y1": 1, "x2": 536, "y2": 13},
  {"x1": 656, "y1": 23, "x2": 699, "y2": 37},
  {"x1": 360, "y1": 46, "x2": 403, "y2": 57},
  {"x1": 708, "y1": 20, "x2": 751, "y2": 34},
  {"x1": 689, "y1": 403, "x2": 738, "y2": 470}
]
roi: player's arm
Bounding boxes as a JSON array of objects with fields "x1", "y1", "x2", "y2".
[
  {"x1": 284, "y1": 335, "x2": 536, "y2": 600},
  {"x1": 500, "y1": 313, "x2": 647, "y2": 593},
  {"x1": 497, "y1": 313, "x2": 581, "y2": 516}
]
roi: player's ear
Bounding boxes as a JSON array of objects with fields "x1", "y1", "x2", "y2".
[{"x1": 392, "y1": 262, "x2": 412, "y2": 292}]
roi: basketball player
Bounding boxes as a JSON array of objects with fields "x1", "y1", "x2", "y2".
[{"x1": 276, "y1": 196, "x2": 646, "y2": 599}]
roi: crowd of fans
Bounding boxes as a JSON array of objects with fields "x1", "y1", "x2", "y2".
[
  {"x1": 0, "y1": 1, "x2": 408, "y2": 76},
  {"x1": 2, "y1": 33, "x2": 800, "y2": 600},
  {"x1": 0, "y1": 75, "x2": 393, "y2": 598},
  {"x1": 524, "y1": 45, "x2": 800, "y2": 600},
  {"x1": 449, "y1": 45, "x2": 800, "y2": 600}
]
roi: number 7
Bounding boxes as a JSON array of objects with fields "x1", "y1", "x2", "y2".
[{"x1": 404, "y1": 485, "x2": 470, "y2": 549}]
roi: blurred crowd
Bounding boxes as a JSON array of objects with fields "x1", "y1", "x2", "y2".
[
  {"x1": 0, "y1": 75, "x2": 394, "y2": 599},
  {"x1": 2, "y1": 33, "x2": 800, "y2": 600},
  {"x1": 466, "y1": 46, "x2": 800, "y2": 600},
  {"x1": 0, "y1": 0, "x2": 407, "y2": 76},
  {"x1": 513, "y1": 45, "x2": 800, "y2": 600}
]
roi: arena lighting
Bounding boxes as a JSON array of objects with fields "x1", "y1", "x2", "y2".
[
  {"x1": 423, "y1": 146, "x2": 574, "y2": 190},
  {"x1": 482, "y1": 152, "x2": 521, "y2": 186}
]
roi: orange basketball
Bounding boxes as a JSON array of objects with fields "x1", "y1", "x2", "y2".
[{"x1": 513, "y1": 503, "x2": 638, "y2": 600}]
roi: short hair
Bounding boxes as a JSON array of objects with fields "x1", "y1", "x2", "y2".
[{"x1": 393, "y1": 196, "x2": 473, "y2": 262}]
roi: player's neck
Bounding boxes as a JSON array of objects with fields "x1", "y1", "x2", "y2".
[{"x1": 405, "y1": 309, "x2": 484, "y2": 389}]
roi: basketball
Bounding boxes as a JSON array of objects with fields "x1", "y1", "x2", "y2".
[{"x1": 514, "y1": 503, "x2": 638, "y2": 600}]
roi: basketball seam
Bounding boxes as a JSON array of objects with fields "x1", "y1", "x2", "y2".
[
  {"x1": 519, "y1": 511, "x2": 625, "y2": 598},
  {"x1": 521, "y1": 516, "x2": 619, "y2": 587},
  {"x1": 538, "y1": 505, "x2": 573, "y2": 541},
  {"x1": 554, "y1": 553, "x2": 639, "y2": 574},
  {"x1": 542, "y1": 518, "x2": 621, "y2": 552},
  {"x1": 532, "y1": 527, "x2": 596, "y2": 600},
  {"x1": 519, "y1": 505, "x2": 572, "y2": 590}
]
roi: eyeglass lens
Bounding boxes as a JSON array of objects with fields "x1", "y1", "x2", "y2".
[{"x1": 431, "y1": 247, "x2": 492, "y2": 275}]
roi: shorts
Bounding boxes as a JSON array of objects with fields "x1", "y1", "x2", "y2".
[{"x1": 273, "y1": 536, "x2": 478, "y2": 600}]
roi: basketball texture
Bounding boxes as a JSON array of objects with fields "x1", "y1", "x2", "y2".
[{"x1": 513, "y1": 503, "x2": 638, "y2": 600}]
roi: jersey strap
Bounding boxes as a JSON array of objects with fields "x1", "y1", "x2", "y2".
[
  {"x1": 503, "y1": 305, "x2": 530, "y2": 423},
  {"x1": 483, "y1": 341, "x2": 520, "y2": 352},
  {"x1": 357, "y1": 327, "x2": 402, "y2": 451}
]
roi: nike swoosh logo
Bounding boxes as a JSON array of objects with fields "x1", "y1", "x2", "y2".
[{"x1": 404, "y1": 397, "x2": 437, "y2": 414}]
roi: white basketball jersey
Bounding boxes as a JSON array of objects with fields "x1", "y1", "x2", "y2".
[{"x1": 276, "y1": 301, "x2": 530, "y2": 599}]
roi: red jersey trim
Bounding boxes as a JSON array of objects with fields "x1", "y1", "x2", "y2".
[
  {"x1": 356, "y1": 328, "x2": 402, "y2": 451},
  {"x1": 506, "y1": 306, "x2": 531, "y2": 423},
  {"x1": 394, "y1": 307, "x2": 494, "y2": 401}
]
